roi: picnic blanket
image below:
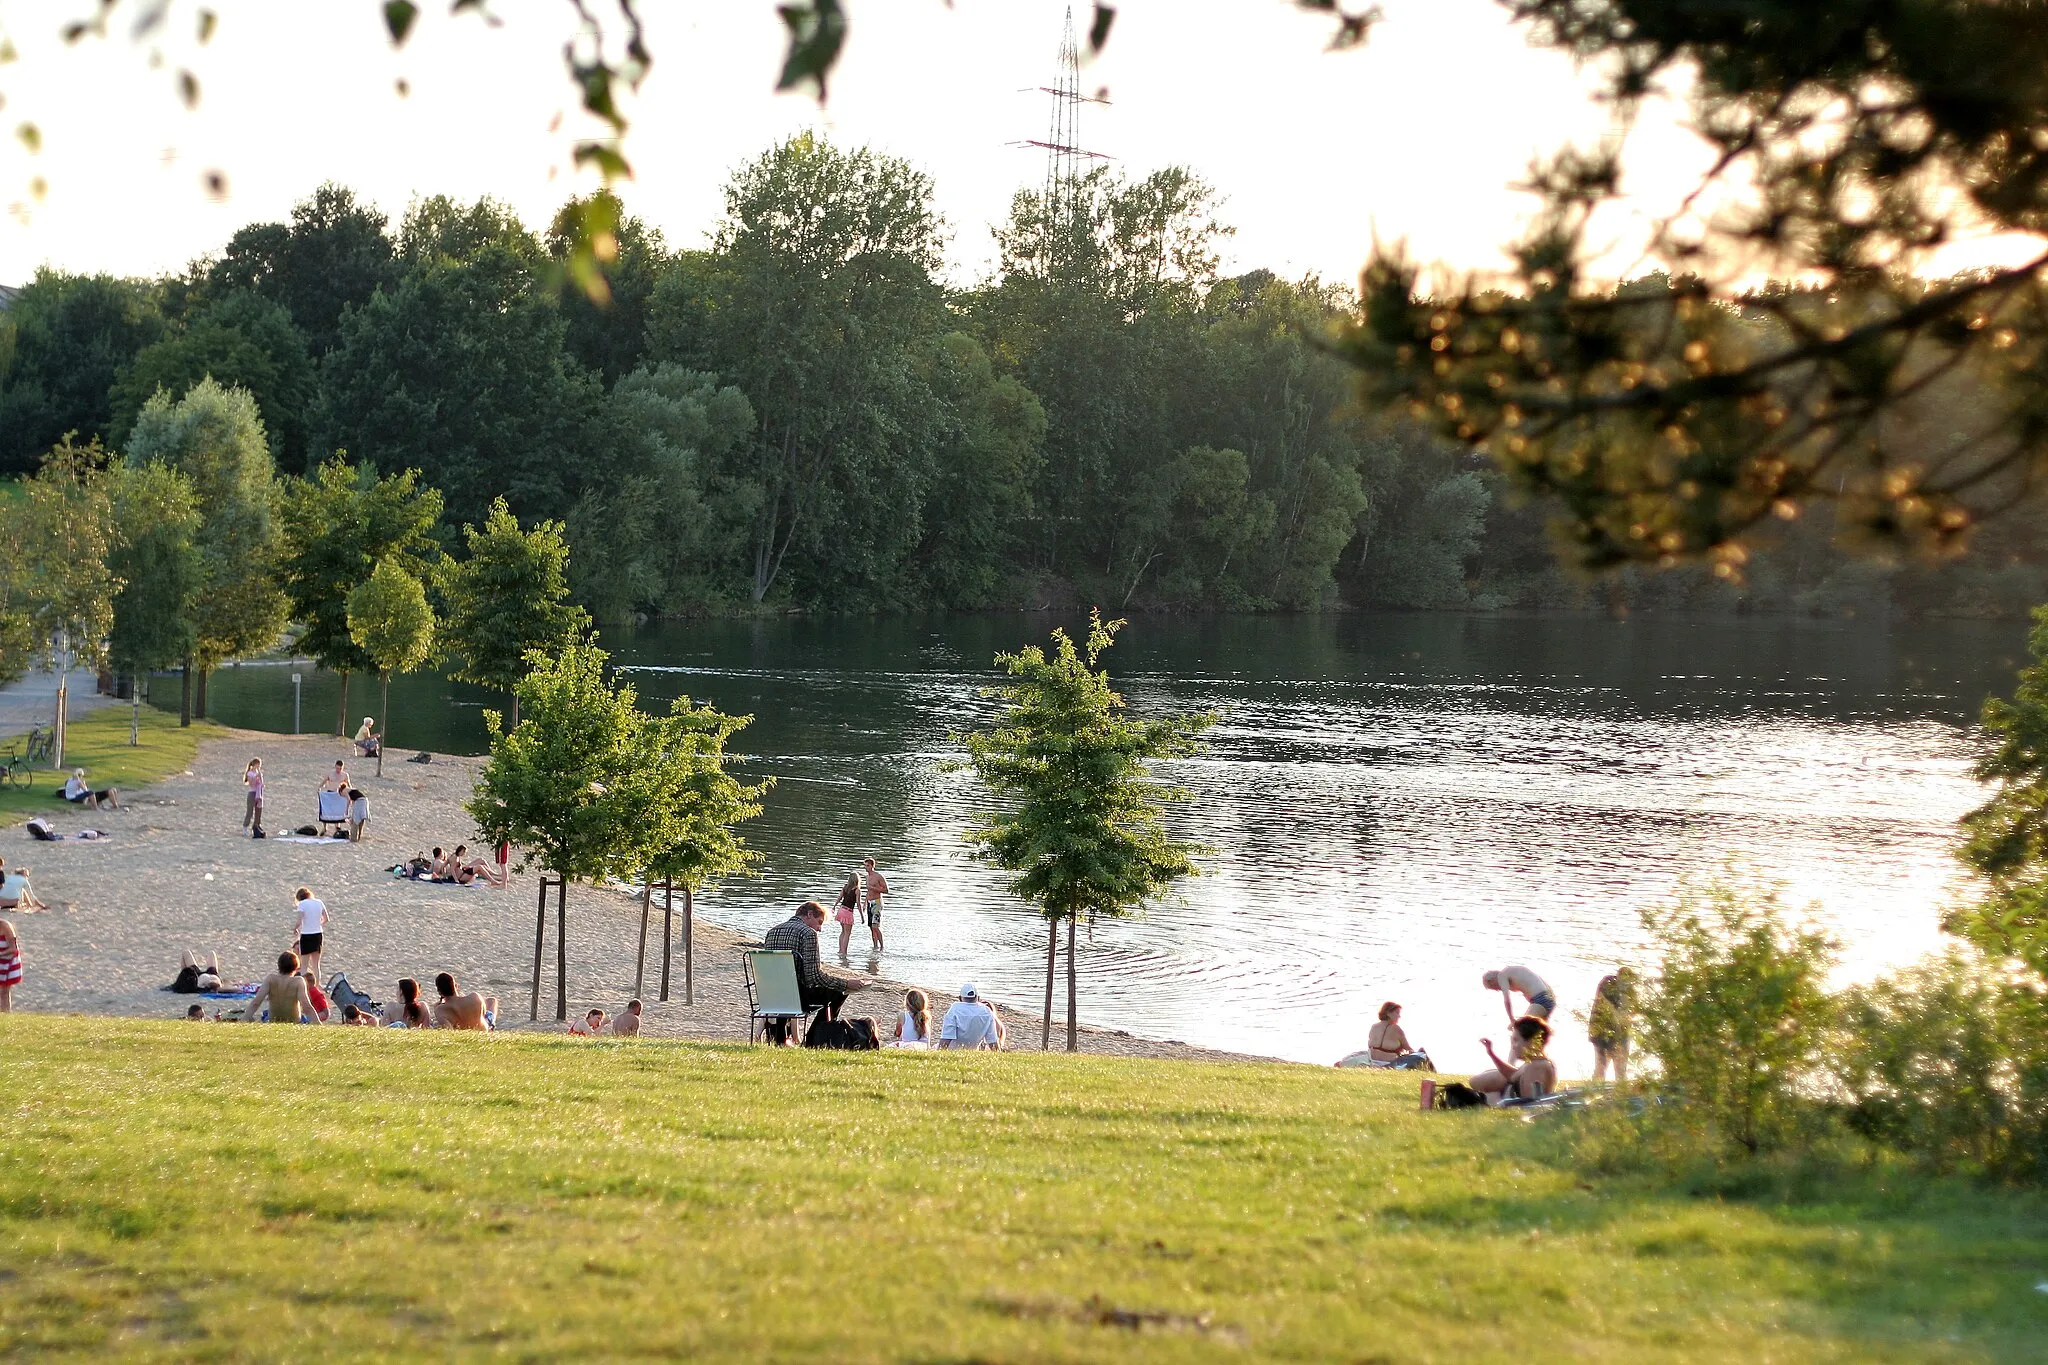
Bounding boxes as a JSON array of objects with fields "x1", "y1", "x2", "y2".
[{"x1": 271, "y1": 834, "x2": 352, "y2": 845}]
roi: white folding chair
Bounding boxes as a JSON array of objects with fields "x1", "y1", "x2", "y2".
[{"x1": 743, "y1": 949, "x2": 806, "y2": 1044}]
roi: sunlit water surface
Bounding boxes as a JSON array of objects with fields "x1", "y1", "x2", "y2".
[{"x1": 187, "y1": 613, "x2": 2026, "y2": 1071}]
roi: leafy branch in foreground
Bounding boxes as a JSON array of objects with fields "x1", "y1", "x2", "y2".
[{"x1": 1342, "y1": 1, "x2": 2048, "y2": 572}]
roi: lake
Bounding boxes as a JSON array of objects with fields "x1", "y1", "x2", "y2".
[{"x1": 182, "y1": 611, "x2": 2027, "y2": 1071}]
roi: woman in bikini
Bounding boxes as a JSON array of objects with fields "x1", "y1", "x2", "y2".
[{"x1": 1366, "y1": 1002, "x2": 1432, "y2": 1070}]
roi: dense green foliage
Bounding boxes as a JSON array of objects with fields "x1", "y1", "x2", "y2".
[
  {"x1": 439, "y1": 498, "x2": 589, "y2": 722},
  {"x1": 1956, "y1": 605, "x2": 2048, "y2": 977},
  {"x1": 963, "y1": 613, "x2": 1212, "y2": 1050},
  {"x1": 345, "y1": 557, "x2": 436, "y2": 771},
  {"x1": 5, "y1": 1016, "x2": 2048, "y2": 1361}
]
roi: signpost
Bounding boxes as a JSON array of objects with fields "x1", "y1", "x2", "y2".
[{"x1": 291, "y1": 673, "x2": 302, "y2": 735}]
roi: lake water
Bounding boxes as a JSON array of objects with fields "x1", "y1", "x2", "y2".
[{"x1": 183, "y1": 612, "x2": 2027, "y2": 1071}]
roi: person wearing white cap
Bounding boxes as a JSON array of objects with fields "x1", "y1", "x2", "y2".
[
  {"x1": 60, "y1": 767, "x2": 118, "y2": 810},
  {"x1": 938, "y1": 983, "x2": 1004, "y2": 1051}
]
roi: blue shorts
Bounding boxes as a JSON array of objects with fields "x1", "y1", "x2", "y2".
[{"x1": 1527, "y1": 989, "x2": 1557, "y2": 1018}]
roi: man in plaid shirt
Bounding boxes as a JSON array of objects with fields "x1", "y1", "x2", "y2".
[{"x1": 762, "y1": 901, "x2": 857, "y2": 1040}]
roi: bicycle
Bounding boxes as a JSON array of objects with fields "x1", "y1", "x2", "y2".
[
  {"x1": 0, "y1": 743, "x2": 34, "y2": 791},
  {"x1": 23, "y1": 725, "x2": 53, "y2": 766}
]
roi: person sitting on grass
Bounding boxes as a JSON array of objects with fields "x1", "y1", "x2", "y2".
[
  {"x1": 1, "y1": 865, "x2": 48, "y2": 913},
  {"x1": 171, "y1": 950, "x2": 224, "y2": 994},
  {"x1": 300, "y1": 970, "x2": 332, "y2": 1023},
  {"x1": 383, "y1": 977, "x2": 432, "y2": 1029},
  {"x1": 1367, "y1": 1001, "x2": 1432, "y2": 1070},
  {"x1": 569, "y1": 1007, "x2": 608, "y2": 1036},
  {"x1": 184, "y1": 1003, "x2": 205, "y2": 1020},
  {"x1": 892, "y1": 988, "x2": 932, "y2": 1048},
  {"x1": 431, "y1": 972, "x2": 495, "y2": 1030},
  {"x1": 1470, "y1": 1016, "x2": 1559, "y2": 1105},
  {"x1": 609, "y1": 999, "x2": 643, "y2": 1037},
  {"x1": 247, "y1": 951, "x2": 316, "y2": 1024},
  {"x1": 341, "y1": 1003, "x2": 380, "y2": 1026},
  {"x1": 60, "y1": 767, "x2": 119, "y2": 810},
  {"x1": 939, "y1": 983, "x2": 1004, "y2": 1051}
]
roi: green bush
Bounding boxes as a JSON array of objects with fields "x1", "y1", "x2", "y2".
[
  {"x1": 1633, "y1": 880, "x2": 1837, "y2": 1154},
  {"x1": 1836, "y1": 949, "x2": 2048, "y2": 1179}
]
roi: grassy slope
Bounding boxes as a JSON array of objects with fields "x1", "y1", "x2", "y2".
[
  {"x1": 0, "y1": 704, "x2": 222, "y2": 824},
  {"x1": 1, "y1": 1018, "x2": 2042, "y2": 1363}
]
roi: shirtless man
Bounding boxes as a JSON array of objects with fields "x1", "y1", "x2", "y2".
[
  {"x1": 859, "y1": 856, "x2": 889, "y2": 951},
  {"x1": 608, "y1": 999, "x2": 643, "y2": 1037},
  {"x1": 431, "y1": 971, "x2": 496, "y2": 1030},
  {"x1": 246, "y1": 951, "x2": 316, "y2": 1023},
  {"x1": 1481, "y1": 965, "x2": 1556, "y2": 1022}
]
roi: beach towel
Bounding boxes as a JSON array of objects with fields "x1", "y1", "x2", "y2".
[
  {"x1": 200, "y1": 983, "x2": 260, "y2": 999},
  {"x1": 317, "y1": 790, "x2": 349, "y2": 824},
  {"x1": 272, "y1": 833, "x2": 352, "y2": 845}
]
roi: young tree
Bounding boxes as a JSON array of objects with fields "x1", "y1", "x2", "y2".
[
  {"x1": 276, "y1": 456, "x2": 445, "y2": 735},
  {"x1": 1956, "y1": 606, "x2": 2048, "y2": 980},
  {"x1": 441, "y1": 498, "x2": 590, "y2": 728},
  {"x1": 961, "y1": 612, "x2": 1213, "y2": 1051},
  {"x1": 346, "y1": 559, "x2": 436, "y2": 777},
  {"x1": 465, "y1": 641, "x2": 674, "y2": 1020},
  {"x1": 634, "y1": 696, "x2": 773, "y2": 1002},
  {"x1": 12, "y1": 439, "x2": 122, "y2": 762},
  {"x1": 106, "y1": 460, "x2": 202, "y2": 744},
  {"x1": 125, "y1": 379, "x2": 290, "y2": 723}
]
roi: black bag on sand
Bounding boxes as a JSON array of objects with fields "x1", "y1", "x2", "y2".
[
  {"x1": 804, "y1": 1015, "x2": 881, "y2": 1051},
  {"x1": 1437, "y1": 1082, "x2": 1487, "y2": 1110}
]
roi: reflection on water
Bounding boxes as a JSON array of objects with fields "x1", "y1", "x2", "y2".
[{"x1": 182, "y1": 613, "x2": 2025, "y2": 1070}]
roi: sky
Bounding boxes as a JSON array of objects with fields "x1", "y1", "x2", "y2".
[{"x1": 0, "y1": 0, "x2": 2019, "y2": 291}]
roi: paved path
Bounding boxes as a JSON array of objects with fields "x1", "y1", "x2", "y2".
[{"x1": 0, "y1": 668, "x2": 119, "y2": 737}]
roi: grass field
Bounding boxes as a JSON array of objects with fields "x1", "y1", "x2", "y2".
[
  {"x1": 0, "y1": 704, "x2": 221, "y2": 824},
  {"x1": 1, "y1": 1018, "x2": 2043, "y2": 1362}
]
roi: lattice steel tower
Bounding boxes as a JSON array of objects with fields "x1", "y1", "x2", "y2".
[{"x1": 1016, "y1": 7, "x2": 1108, "y2": 274}]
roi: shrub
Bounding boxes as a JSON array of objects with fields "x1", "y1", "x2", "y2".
[
  {"x1": 1634, "y1": 879, "x2": 1837, "y2": 1154},
  {"x1": 1836, "y1": 949, "x2": 2048, "y2": 1179}
]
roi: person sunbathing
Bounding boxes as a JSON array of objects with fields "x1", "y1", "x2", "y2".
[
  {"x1": 382, "y1": 976, "x2": 434, "y2": 1028},
  {"x1": 450, "y1": 845, "x2": 506, "y2": 888},
  {"x1": 431, "y1": 972, "x2": 495, "y2": 1030},
  {"x1": 171, "y1": 950, "x2": 224, "y2": 994},
  {"x1": 1470, "y1": 1016, "x2": 1559, "y2": 1104}
]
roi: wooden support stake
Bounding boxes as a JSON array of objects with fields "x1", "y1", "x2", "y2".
[
  {"x1": 635, "y1": 877, "x2": 652, "y2": 998},
  {"x1": 530, "y1": 876, "x2": 550, "y2": 1022},
  {"x1": 659, "y1": 878, "x2": 672, "y2": 1003},
  {"x1": 555, "y1": 876, "x2": 568, "y2": 1023},
  {"x1": 684, "y1": 884, "x2": 694, "y2": 1006}
]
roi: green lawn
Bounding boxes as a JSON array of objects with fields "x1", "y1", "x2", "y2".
[
  {"x1": 0, "y1": 703, "x2": 222, "y2": 824},
  {"x1": 1, "y1": 1018, "x2": 2042, "y2": 1362}
]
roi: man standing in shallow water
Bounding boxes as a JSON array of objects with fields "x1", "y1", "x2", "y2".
[{"x1": 860, "y1": 856, "x2": 889, "y2": 952}]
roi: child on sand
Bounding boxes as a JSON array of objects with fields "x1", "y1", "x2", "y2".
[
  {"x1": 0, "y1": 918, "x2": 20, "y2": 1010},
  {"x1": 242, "y1": 758, "x2": 265, "y2": 837}
]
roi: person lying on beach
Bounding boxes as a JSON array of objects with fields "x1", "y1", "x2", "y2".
[
  {"x1": 60, "y1": 768, "x2": 119, "y2": 810},
  {"x1": 1366, "y1": 1002, "x2": 1432, "y2": 1070},
  {"x1": 1481, "y1": 965, "x2": 1556, "y2": 1023},
  {"x1": 0, "y1": 865, "x2": 48, "y2": 912},
  {"x1": 171, "y1": 950, "x2": 224, "y2": 994},
  {"x1": 609, "y1": 999, "x2": 643, "y2": 1037},
  {"x1": 246, "y1": 952, "x2": 316, "y2": 1024},
  {"x1": 382, "y1": 977, "x2": 434, "y2": 1028},
  {"x1": 1470, "y1": 1016, "x2": 1559, "y2": 1104},
  {"x1": 431, "y1": 972, "x2": 495, "y2": 1030},
  {"x1": 569, "y1": 1008, "x2": 608, "y2": 1036}
]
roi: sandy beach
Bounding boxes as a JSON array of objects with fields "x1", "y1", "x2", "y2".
[{"x1": 0, "y1": 730, "x2": 1262, "y2": 1061}]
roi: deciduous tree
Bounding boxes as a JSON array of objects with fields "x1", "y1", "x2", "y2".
[
  {"x1": 961, "y1": 612, "x2": 1212, "y2": 1051},
  {"x1": 106, "y1": 459, "x2": 202, "y2": 743},
  {"x1": 346, "y1": 558, "x2": 436, "y2": 776},
  {"x1": 441, "y1": 498, "x2": 589, "y2": 728}
]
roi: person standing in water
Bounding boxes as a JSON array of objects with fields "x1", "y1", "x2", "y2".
[
  {"x1": 1481, "y1": 965, "x2": 1556, "y2": 1023},
  {"x1": 834, "y1": 874, "x2": 859, "y2": 958},
  {"x1": 859, "y1": 856, "x2": 889, "y2": 952}
]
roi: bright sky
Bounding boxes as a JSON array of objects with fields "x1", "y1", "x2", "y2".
[{"x1": 1, "y1": 0, "x2": 2008, "y2": 292}]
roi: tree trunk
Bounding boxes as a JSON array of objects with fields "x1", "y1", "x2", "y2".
[
  {"x1": 555, "y1": 878, "x2": 568, "y2": 1023},
  {"x1": 681, "y1": 884, "x2": 692, "y2": 1006},
  {"x1": 377, "y1": 673, "x2": 389, "y2": 777},
  {"x1": 635, "y1": 877, "x2": 652, "y2": 998},
  {"x1": 529, "y1": 877, "x2": 549, "y2": 1021},
  {"x1": 336, "y1": 670, "x2": 351, "y2": 737},
  {"x1": 179, "y1": 657, "x2": 192, "y2": 728},
  {"x1": 509, "y1": 692, "x2": 520, "y2": 730},
  {"x1": 1041, "y1": 916, "x2": 1058, "y2": 1052},
  {"x1": 1066, "y1": 913, "x2": 1079, "y2": 1053},
  {"x1": 194, "y1": 668, "x2": 209, "y2": 720}
]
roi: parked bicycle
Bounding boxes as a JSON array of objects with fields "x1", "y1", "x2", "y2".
[
  {"x1": 23, "y1": 726, "x2": 52, "y2": 766},
  {"x1": 0, "y1": 742, "x2": 34, "y2": 791}
]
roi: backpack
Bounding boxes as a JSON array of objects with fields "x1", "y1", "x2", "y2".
[
  {"x1": 1436, "y1": 1082, "x2": 1488, "y2": 1110},
  {"x1": 803, "y1": 1015, "x2": 881, "y2": 1051}
]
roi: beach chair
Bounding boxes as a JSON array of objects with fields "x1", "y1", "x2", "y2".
[
  {"x1": 742, "y1": 949, "x2": 806, "y2": 1045},
  {"x1": 316, "y1": 789, "x2": 349, "y2": 833}
]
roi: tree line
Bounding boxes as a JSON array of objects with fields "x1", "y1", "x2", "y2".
[{"x1": 4, "y1": 137, "x2": 2044, "y2": 624}]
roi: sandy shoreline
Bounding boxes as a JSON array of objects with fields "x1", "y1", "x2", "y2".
[{"x1": 0, "y1": 731, "x2": 1268, "y2": 1062}]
